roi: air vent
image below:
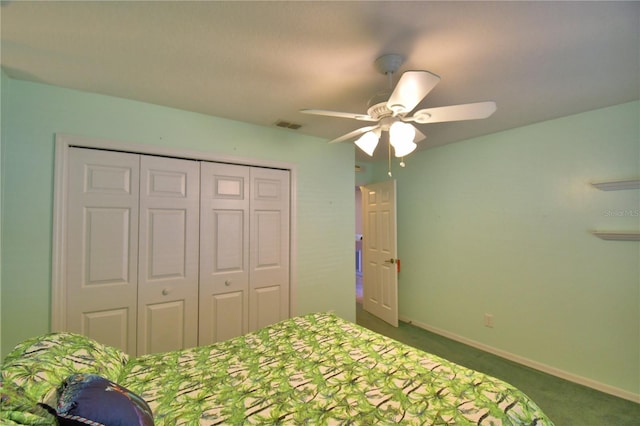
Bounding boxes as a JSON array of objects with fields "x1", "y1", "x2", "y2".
[{"x1": 275, "y1": 120, "x2": 302, "y2": 130}]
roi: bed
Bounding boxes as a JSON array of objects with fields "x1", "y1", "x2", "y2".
[{"x1": 1, "y1": 312, "x2": 553, "y2": 425}]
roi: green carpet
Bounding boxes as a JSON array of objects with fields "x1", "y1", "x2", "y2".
[{"x1": 356, "y1": 303, "x2": 640, "y2": 425}]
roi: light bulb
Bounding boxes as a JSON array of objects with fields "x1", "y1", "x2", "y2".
[
  {"x1": 389, "y1": 122, "x2": 417, "y2": 157},
  {"x1": 354, "y1": 131, "x2": 379, "y2": 156},
  {"x1": 389, "y1": 121, "x2": 415, "y2": 146},
  {"x1": 393, "y1": 141, "x2": 417, "y2": 157}
]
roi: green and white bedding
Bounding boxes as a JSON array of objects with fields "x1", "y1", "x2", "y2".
[{"x1": 2, "y1": 312, "x2": 554, "y2": 425}]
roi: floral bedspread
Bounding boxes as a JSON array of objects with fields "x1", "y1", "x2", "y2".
[{"x1": 119, "y1": 312, "x2": 553, "y2": 425}]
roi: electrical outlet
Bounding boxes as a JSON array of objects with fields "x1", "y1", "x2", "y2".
[{"x1": 484, "y1": 313, "x2": 494, "y2": 328}]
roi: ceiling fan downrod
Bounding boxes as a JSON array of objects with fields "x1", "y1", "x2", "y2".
[{"x1": 375, "y1": 53, "x2": 405, "y2": 101}]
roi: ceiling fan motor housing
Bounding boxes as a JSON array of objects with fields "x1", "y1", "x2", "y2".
[{"x1": 367, "y1": 97, "x2": 393, "y2": 121}]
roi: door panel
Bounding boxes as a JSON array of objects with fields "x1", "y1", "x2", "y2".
[
  {"x1": 214, "y1": 211, "x2": 245, "y2": 273},
  {"x1": 66, "y1": 148, "x2": 139, "y2": 354},
  {"x1": 207, "y1": 291, "x2": 245, "y2": 343},
  {"x1": 143, "y1": 300, "x2": 187, "y2": 354},
  {"x1": 85, "y1": 207, "x2": 132, "y2": 283},
  {"x1": 137, "y1": 155, "x2": 200, "y2": 355},
  {"x1": 255, "y1": 211, "x2": 281, "y2": 267},
  {"x1": 81, "y1": 308, "x2": 130, "y2": 351},
  {"x1": 146, "y1": 209, "x2": 188, "y2": 279},
  {"x1": 253, "y1": 285, "x2": 282, "y2": 330},
  {"x1": 199, "y1": 163, "x2": 250, "y2": 344},
  {"x1": 249, "y1": 168, "x2": 290, "y2": 332},
  {"x1": 361, "y1": 180, "x2": 398, "y2": 327}
]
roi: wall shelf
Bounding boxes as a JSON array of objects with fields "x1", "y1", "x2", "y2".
[
  {"x1": 591, "y1": 179, "x2": 640, "y2": 191},
  {"x1": 592, "y1": 231, "x2": 640, "y2": 241},
  {"x1": 591, "y1": 178, "x2": 639, "y2": 241}
]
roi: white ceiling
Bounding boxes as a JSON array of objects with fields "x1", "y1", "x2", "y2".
[{"x1": 1, "y1": 1, "x2": 639, "y2": 162}]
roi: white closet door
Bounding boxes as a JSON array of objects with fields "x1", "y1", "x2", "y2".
[
  {"x1": 249, "y1": 167, "x2": 290, "y2": 332},
  {"x1": 137, "y1": 156, "x2": 200, "y2": 355},
  {"x1": 66, "y1": 148, "x2": 139, "y2": 354},
  {"x1": 199, "y1": 162, "x2": 250, "y2": 344}
]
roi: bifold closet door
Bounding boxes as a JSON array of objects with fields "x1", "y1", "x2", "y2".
[
  {"x1": 137, "y1": 155, "x2": 200, "y2": 355},
  {"x1": 66, "y1": 148, "x2": 200, "y2": 356},
  {"x1": 199, "y1": 163, "x2": 291, "y2": 343},
  {"x1": 199, "y1": 163, "x2": 250, "y2": 344},
  {"x1": 249, "y1": 167, "x2": 290, "y2": 332},
  {"x1": 66, "y1": 148, "x2": 140, "y2": 354},
  {"x1": 66, "y1": 147, "x2": 290, "y2": 351}
]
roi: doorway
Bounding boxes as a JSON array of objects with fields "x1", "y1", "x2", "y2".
[{"x1": 356, "y1": 180, "x2": 399, "y2": 326}]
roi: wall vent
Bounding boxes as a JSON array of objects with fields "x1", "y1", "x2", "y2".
[{"x1": 274, "y1": 120, "x2": 302, "y2": 130}]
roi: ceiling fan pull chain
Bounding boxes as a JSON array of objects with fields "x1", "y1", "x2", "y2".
[{"x1": 388, "y1": 140, "x2": 393, "y2": 177}]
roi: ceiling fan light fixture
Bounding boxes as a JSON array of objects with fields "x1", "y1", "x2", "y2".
[
  {"x1": 389, "y1": 121, "x2": 417, "y2": 157},
  {"x1": 389, "y1": 121, "x2": 415, "y2": 143},
  {"x1": 393, "y1": 140, "x2": 417, "y2": 157},
  {"x1": 354, "y1": 130, "x2": 380, "y2": 156}
]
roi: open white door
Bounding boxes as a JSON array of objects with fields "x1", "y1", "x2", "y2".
[{"x1": 361, "y1": 180, "x2": 398, "y2": 327}]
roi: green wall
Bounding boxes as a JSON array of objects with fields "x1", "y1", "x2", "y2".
[
  {"x1": 2, "y1": 71, "x2": 638, "y2": 398},
  {"x1": 370, "y1": 101, "x2": 640, "y2": 397},
  {"x1": 0, "y1": 76, "x2": 356, "y2": 358}
]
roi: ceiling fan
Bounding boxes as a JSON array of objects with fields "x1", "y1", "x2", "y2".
[{"x1": 300, "y1": 54, "x2": 496, "y2": 163}]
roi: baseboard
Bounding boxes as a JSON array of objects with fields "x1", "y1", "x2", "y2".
[{"x1": 398, "y1": 314, "x2": 640, "y2": 404}]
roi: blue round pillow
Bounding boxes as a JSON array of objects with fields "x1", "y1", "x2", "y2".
[{"x1": 40, "y1": 373, "x2": 154, "y2": 426}]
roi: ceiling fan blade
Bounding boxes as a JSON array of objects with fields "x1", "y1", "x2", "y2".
[
  {"x1": 300, "y1": 109, "x2": 377, "y2": 122},
  {"x1": 411, "y1": 101, "x2": 497, "y2": 124},
  {"x1": 328, "y1": 125, "x2": 379, "y2": 144},
  {"x1": 386, "y1": 70, "x2": 440, "y2": 115}
]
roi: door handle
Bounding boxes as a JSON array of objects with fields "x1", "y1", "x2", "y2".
[{"x1": 384, "y1": 258, "x2": 396, "y2": 264}]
